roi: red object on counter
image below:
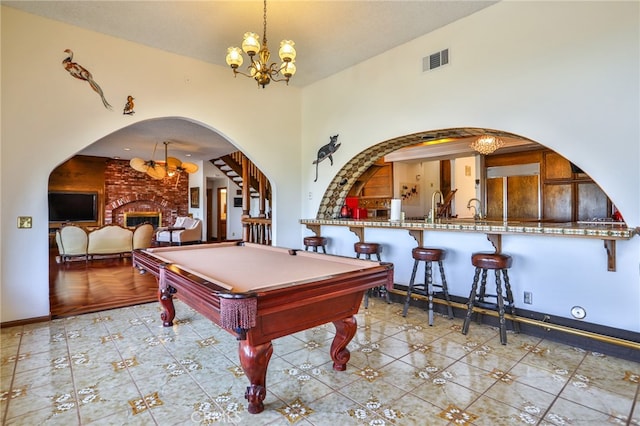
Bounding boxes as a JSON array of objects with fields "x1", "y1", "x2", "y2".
[
  {"x1": 340, "y1": 205, "x2": 352, "y2": 218},
  {"x1": 352, "y1": 208, "x2": 366, "y2": 219},
  {"x1": 612, "y1": 210, "x2": 623, "y2": 222},
  {"x1": 345, "y1": 197, "x2": 359, "y2": 211}
]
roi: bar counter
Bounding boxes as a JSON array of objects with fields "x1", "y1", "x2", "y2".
[{"x1": 300, "y1": 218, "x2": 638, "y2": 271}]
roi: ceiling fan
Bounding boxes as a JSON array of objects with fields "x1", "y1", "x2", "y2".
[{"x1": 129, "y1": 141, "x2": 199, "y2": 181}]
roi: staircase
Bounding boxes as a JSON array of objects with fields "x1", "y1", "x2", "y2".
[
  {"x1": 211, "y1": 152, "x2": 270, "y2": 201},
  {"x1": 211, "y1": 152, "x2": 272, "y2": 245}
]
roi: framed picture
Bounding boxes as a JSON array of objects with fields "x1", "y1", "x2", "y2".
[{"x1": 190, "y1": 187, "x2": 200, "y2": 208}]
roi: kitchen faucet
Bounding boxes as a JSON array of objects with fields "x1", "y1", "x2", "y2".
[
  {"x1": 431, "y1": 190, "x2": 443, "y2": 221},
  {"x1": 467, "y1": 198, "x2": 483, "y2": 220}
]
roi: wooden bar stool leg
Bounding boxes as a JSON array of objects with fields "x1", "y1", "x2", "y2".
[
  {"x1": 355, "y1": 243, "x2": 385, "y2": 307},
  {"x1": 364, "y1": 253, "x2": 371, "y2": 308},
  {"x1": 476, "y1": 269, "x2": 489, "y2": 324},
  {"x1": 462, "y1": 267, "x2": 481, "y2": 335},
  {"x1": 402, "y1": 259, "x2": 420, "y2": 317},
  {"x1": 426, "y1": 260, "x2": 434, "y2": 326},
  {"x1": 381, "y1": 255, "x2": 391, "y2": 304},
  {"x1": 502, "y1": 269, "x2": 520, "y2": 334},
  {"x1": 495, "y1": 270, "x2": 507, "y2": 345},
  {"x1": 478, "y1": 269, "x2": 488, "y2": 302},
  {"x1": 437, "y1": 260, "x2": 454, "y2": 320}
]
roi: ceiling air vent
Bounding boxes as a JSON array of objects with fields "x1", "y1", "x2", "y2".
[{"x1": 423, "y1": 48, "x2": 449, "y2": 72}]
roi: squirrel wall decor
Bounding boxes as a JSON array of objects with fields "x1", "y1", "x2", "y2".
[{"x1": 312, "y1": 134, "x2": 341, "y2": 182}]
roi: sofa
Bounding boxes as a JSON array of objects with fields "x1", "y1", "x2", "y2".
[
  {"x1": 155, "y1": 216, "x2": 202, "y2": 245},
  {"x1": 56, "y1": 223, "x2": 154, "y2": 262}
]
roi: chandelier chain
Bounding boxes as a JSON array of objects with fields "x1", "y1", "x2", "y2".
[{"x1": 263, "y1": 0, "x2": 268, "y2": 45}]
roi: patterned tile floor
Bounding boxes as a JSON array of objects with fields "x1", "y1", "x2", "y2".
[{"x1": 1, "y1": 299, "x2": 638, "y2": 425}]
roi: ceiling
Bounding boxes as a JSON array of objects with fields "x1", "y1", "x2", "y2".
[{"x1": 5, "y1": 1, "x2": 500, "y2": 163}]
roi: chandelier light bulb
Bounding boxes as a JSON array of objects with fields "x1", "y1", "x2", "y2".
[
  {"x1": 281, "y1": 61, "x2": 296, "y2": 77},
  {"x1": 242, "y1": 32, "x2": 260, "y2": 56},
  {"x1": 226, "y1": 47, "x2": 243, "y2": 68},
  {"x1": 279, "y1": 40, "x2": 296, "y2": 62}
]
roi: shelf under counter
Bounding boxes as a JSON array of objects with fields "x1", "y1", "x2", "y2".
[{"x1": 300, "y1": 218, "x2": 638, "y2": 272}]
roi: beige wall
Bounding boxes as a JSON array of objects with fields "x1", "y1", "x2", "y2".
[
  {"x1": 1, "y1": 6, "x2": 302, "y2": 322},
  {"x1": 299, "y1": 1, "x2": 639, "y2": 330}
]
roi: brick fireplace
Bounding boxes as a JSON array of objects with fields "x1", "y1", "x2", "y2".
[
  {"x1": 104, "y1": 159, "x2": 189, "y2": 228},
  {"x1": 124, "y1": 211, "x2": 162, "y2": 228}
]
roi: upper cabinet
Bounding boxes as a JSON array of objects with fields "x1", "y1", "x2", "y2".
[{"x1": 348, "y1": 158, "x2": 393, "y2": 199}]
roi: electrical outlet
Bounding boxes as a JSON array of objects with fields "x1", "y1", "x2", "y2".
[{"x1": 523, "y1": 291, "x2": 532, "y2": 304}]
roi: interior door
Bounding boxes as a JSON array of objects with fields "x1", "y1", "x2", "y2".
[
  {"x1": 217, "y1": 187, "x2": 227, "y2": 241},
  {"x1": 207, "y1": 188, "x2": 213, "y2": 241}
]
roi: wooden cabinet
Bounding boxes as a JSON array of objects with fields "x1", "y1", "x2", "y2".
[
  {"x1": 486, "y1": 163, "x2": 540, "y2": 221},
  {"x1": 542, "y1": 151, "x2": 609, "y2": 222},
  {"x1": 348, "y1": 159, "x2": 393, "y2": 198},
  {"x1": 485, "y1": 149, "x2": 611, "y2": 222},
  {"x1": 347, "y1": 159, "x2": 393, "y2": 217}
]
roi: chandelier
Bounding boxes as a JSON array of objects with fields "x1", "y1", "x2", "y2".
[
  {"x1": 470, "y1": 135, "x2": 504, "y2": 155},
  {"x1": 130, "y1": 142, "x2": 198, "y2": 180},
  {"x1": 225, "y1": 0, "x2": 296, "y2": 88}
]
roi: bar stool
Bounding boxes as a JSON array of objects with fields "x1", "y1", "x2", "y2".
[
  {"x1": 402, "y1": 247, "x2": 453, "y2": 326},
  {"x1": 354, "y1": 242, "x2": 390, "y2": 307},
  {"x1": 461, "y1": 252, "x2": 519, "y2": 345},
  {"x1": 303, "y1": 236, "x2": 328, "y2": 253}
]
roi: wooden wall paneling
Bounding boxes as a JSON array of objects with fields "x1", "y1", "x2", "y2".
[
  {"x1": 486, "y1": 177, "x2": 504, "y2": 220},
  {"x1": 578, "y1": 183, "x2": 609, "y2": 221},
  {"x1": 48, "y1": 155, "x2": 107, "y2": 228},
  {"x1": 544, "y1": 184, "x2": 572, "y2": 222},
  {"x1": 507, "y1": 175, "x2": 540, "y2": 220},
  {"x1": 360, "y1": 160, "x2": 393, "y2": 198},
  {"x1": 544, "y1": 152, "x2": 573, "y2": 180}
]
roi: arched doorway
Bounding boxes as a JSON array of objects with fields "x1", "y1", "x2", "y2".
[{"x1": 316, "y1": 127, "x2": 535, "y2": 219}]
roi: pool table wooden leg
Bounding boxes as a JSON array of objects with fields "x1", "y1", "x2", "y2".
[
  {"x1": 239, "y1": 340, "x2": 273, "y2": 414},
  {"x1": 330, "y1": 316, "x2": 357, "y2": 371},
  {"x1": 158, "y1": 286, "x2": 176, "y2": 327}
]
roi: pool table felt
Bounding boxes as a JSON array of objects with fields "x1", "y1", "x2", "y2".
[{"x1": 145, "y1": 243, "x2": 381, "y2": 293}]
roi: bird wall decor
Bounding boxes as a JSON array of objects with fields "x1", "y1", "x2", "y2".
[
  {"x1": 123, "y1": 96, "x2": 135, "y2": 115},
  {"x1": 62, "y1": 49, "x2": 112, "y2": 110}
]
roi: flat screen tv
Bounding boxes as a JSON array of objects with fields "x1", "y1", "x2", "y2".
[{"x1": 48, "y1": 192, "x2": 98, "y2": 223}]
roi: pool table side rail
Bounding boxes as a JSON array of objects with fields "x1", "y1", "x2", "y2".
[
  {"x1": 248, "y1": 265, "x2": 393, "y2": 345},
  {"x1": 133, "y1": 249, "x2": 394, "y2": 342},
  {"x1": 133, "y1": 249, "x2": 394, "y2": 297}
]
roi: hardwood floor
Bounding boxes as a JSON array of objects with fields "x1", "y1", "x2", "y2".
[{"x1": 49, "y1": 249, "x2": 158, "y2": 318}]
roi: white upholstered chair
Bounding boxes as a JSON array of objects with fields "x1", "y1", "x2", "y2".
[
  {"x1": 55, "y1": 225, "x2": 89, "y2": 262},
  {"x1": 133, "y1": 223, "x2": 154, "y2": 250},
  {"x1": 156, "y1": 217, "x2": 202, "y2": 245}
]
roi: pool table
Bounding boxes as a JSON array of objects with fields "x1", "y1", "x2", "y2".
[{"x1": 133, "y1": 242, "x2": 393, "y2": 414}]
